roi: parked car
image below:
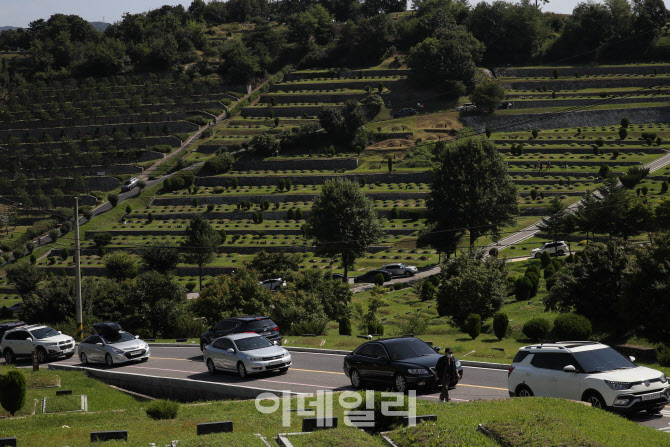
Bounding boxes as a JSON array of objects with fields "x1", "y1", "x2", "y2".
[
  {"x1": 343, "y1": 337, "x2": 463, "y2": 392},
  {"x1": 331, "y1": 273, "x2": 345, "y2": 281},
  {"x1": 200, "y1": 316, "x2": 282, "y2": 351},
  {"x1": 508, "y1": 341, "x2": 669, "y2": 414},
  {"x1": 77, "y1": 322, "x2": 150, "y2": 367},
  {"x1": 457, "y1": 103, "x2": 476, "y2": 112},
  {"x1": 381, "y1": 263, "x2": 418, "y2": 277},
  {"x1": 1, "y1": 324, "x2": 75, "y2": 364},
  {"x1": 393, "y1": 108, "x2": 417, "y2": 118},
  {"x1": 204, "y1": 333, "x2": 292, "y2": 378},
  {"x1": 259, "y1": 278, "x2": 286, "y2": 291},
  {"x1": 530, "y1": 241, "x2": 569, "y2": 258},
  {"x1": 353, "y1": 269, "x2": 393, "y2": 284},
  {"x1": 0, "y1": 321, "x2": 24, "y2": 340},
  {"x1": 121, "y1": 177, "x2": 140, "y2": 192}
]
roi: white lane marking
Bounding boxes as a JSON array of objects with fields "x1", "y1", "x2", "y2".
[{"x1": 462, "y1": 366, "x2": 509, "y2": 372}]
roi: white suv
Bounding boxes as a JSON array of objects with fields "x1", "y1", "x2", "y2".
[
  {"x1": 530, "y1": 241, "x2": 569, "y2": 258},
  {"x1": 259, "y1": 278, "x2": 286, "y2": 291},
  {"x1": 381, "y1": 263, "x2": 418, "y2": 277},
  {"x1": 508, "y1": 342, "x2": 670, "y2": 414},
  {"x1": 1, "y1": 324, "x2": 75, "y2": 364}
]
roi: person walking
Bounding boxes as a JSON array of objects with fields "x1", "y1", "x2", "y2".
[{"x1": 435, "y1": 347, "x2": 456, "y2": 402}]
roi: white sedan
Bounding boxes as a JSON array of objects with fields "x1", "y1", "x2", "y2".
[{"x1": 204, "y1": 333, "x2": 291, "y2": 378}]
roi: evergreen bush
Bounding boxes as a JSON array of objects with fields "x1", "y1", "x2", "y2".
[
  {"x1": 552, "y1": 314, "x2": 592, "y2": 340},
  {"x1": 146, "y1": 400, "x2": 179, "y2": 420},
  {"x1": 493, "y1": 312, "x2": 509, "y2": 340},
  {"x1": 464, "y1": 313, "x2": 481, "y2": 339},
  {"x1": 522, "y1": 318, "x2": 551, "y2": 341}
]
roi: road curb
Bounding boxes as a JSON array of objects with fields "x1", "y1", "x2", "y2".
[{"x1": 144, "y1": 344, "x2": 512, "y2": 370}]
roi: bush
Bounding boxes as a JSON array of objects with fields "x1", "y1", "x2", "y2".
[
  {"x1": 420, "y1": 281, "x2": 435, "y2": 301},
  {"x1": 125, "y1": 204, "x2": 132, "y2": 214},
  {"x1": 522, "y1": 318, "x2": 551, "y2": 341},
  {"x1": 25, "y1": 242, "x2": 35, "y2": 253},
  {"x1": 291, "y1": 319, "x2": 328, "y2": 336},
  {"x1": 515, "y1": 276, "x2": 533, "y2": 301},
  {"x1": 0, "y1": 370, "x2": 26, "y2": 416},
  {"x1": 464, "y1": 313, "x2": 481, "y2": 339},
  {"x1": 147, "y1": 212, "x2": 154, "y2": 224},
  {"x1": 367, "y1": 321, "x2": 384, "y2": 335},
  {"x1": 662, "y1": 181, "x2": 669, "y2": 194},
  {"x1": 621, "y1": 117, "x2": 629, "y2": 128},
  {"x1": 61, "y1": 248, "x2": 69, "y2": 260},
  {"x1": 0, "y1": 306, "x2": 12, "y2": 319},
  {"x1": 185, "y1": 281, "x2": 196, "y2": 292},
  {"x1": 493, "y1": 312, "x2": 509, "y2": 340},
  {"x1": 552, "y1": 314, "x2": 592, "y2": 340},
  {"x1": 146, "y1": 400, "x2": 179, "y2": 420},
  {"x1": 390, "y1": 207, "x2": 400, "y2": 219},
  {"x1": 204, "y1": 152, "x2": 234, "y2": 174},
  {"x1": 544, "y1": 264, "x2": 556, "y2": 280},
  {"x1": 107, "y1": 193, "x2": 119, "y2": 207},
  {"x1": 192, "y1": 198, "x2": 199, "y2": 207},
  {"x1": 207, "y1": 204, "x2": 215, "y2": 212},
  {"x1": 339, "y1": 318, "x2": 352, "y2": 336},
  {"x1": 11, "y1": 249, "x2": 23, "y2": 260},
  {"x1": 658, "y1": 346, "x2": 670, "y2": 367},
  {"x1": 488, "y1": 247, "x2": 498, "y2": 258},
  {"x1": 540, "y1": 251, "x2": 551, "y2": 268},
  {"x1": 399, "y1": 313, "x2": 429, "y2": 335},
  {"x1": 373, "y1": 273, "x2": 385, "y2": 286},
  {"x1": 93, "y1": 232, "x2": 113, "y2": 247},
  {"x1": 29, "y1": 254, "x2": 36, "y2": 265}
]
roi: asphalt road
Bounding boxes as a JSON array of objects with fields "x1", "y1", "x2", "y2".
[{"x1": 44, "y1": 346, "x2": 670, "y2": 432}]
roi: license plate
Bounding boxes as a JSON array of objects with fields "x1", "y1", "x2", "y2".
[
  {"x1": 642, "y1": 392, "x2": 662, "y2": 401},
  {"x1": 269, "y1": 360, "x2": 283, "y2": 366},
  {"x1": 131, "y1": 350, "x2": 142, "y2": 355}
]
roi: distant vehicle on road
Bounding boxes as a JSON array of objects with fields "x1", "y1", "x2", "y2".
[
  {"x1": 204, "y1": 333, "x2": 291, "y2": 378},
  {"x1": 0, "y1": 321, "x2": 24, "y2": 339},
  {"x1": 457, "y1": 103, "x2": 476, "y2": 112},
  {"x1": 259, "y1": 278, "x2": 286, "y2": 291},
  {"x1": 200, "y1": 316, "x2": 282, "y2": 351},
  {"x1": 393, "y1": 108, "x2": 417, "y2": 118},
  {"x1": 78, "y1": 322, "x2": 150, "y2": 367},
  {"x1": 343, "y1": 337, "x2": 463, "y2": 392},
  {"x1": 1, "y1": 324, "x2": 75, "y2": 364},
  {"x1": 381, "y1": 263, "x2": 418, "y2": 277},
  {"x1": 508, "y1": 341, "x2": 669, "y2": 414},
  {"x1": 353, "y1": 269, "x2": 393, "y2": 284},
  {"x1": 530, "y1": 241, "x2": 569, "y2": 258},
  {"x1": 331, "y1": 273, "x2": 345, "y2": 281},
  {"x1": 121, "y1": 177, "x2": 140, "y2": 192}
]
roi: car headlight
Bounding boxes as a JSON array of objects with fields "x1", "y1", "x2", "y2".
[
  {"x1": 248, "y1": 357, "x2": 263, "y2": 362},
  {"x1": 407, "y1": 368, "x2": 429, "y2": 375},
  {"x1": 605, "y1": 380, "x2": 633, "y2": 390},
  {"x1": 110, "y1": 347, "x2": 125, "y2": 355},
  {"x1": 283, "y1": 352, "x2": 290, "y2": 358},
  {"x1": 660, "y1": 374, "x2": 667, "y2": 383}
]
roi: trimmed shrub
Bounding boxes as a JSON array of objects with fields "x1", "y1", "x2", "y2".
[
  {"x1": 464, "y1": 313, "x2": 481, "y2": 339},
  {"x1": 544, "y1": 264, "x2": 556, "y2": 280},
  {"x1": 515, "y1": 276, "x2": 533, "y2": 301},
  {"x1": 552, "y1": 314, "x2": 592, "y2": 340},
  {"x1": 125, "y1": 204, "x2": 132, "y2": 214},
  {"x1": 368, "y1": 321, "x2": 384, "y2": 335},
  {"x1": 390, "y1": 207, "x2": 400, "y2": 219},
  {"x1": 192, "y1": 198, "x2": 199, "y2": 207},
  {"x1": 107, "y1": 193, "x2": 119, "y2": 207},
  {"x1": 146, "y1": 400, "x2": 179, "y2": 420},
  {"x1": 0, "y1": 370, "x2": 26, "y2": 416},
  {"x1": 662, "y1": 181, "x2": 669, "y2": 194},
  {"x1": 339, "y1": 318, "x2": 352, "y2": 336},
  {"x1": 522, "y1": 318, "x2": 551, "y2": 341},
  {"x1": 12, "y1": 249, "x2": 23, "y2": 260},
  {"x1": 621, "y1": 117, "x2": 629, "y2": 128},
  {"x1": 374, "y1": 273, "x2": 385, "y2": 286},
  {"x1": 29, "y1": 254, "x2": 36, "y2": 265},
  {"x1": 147, "y1": 212, "x2": 154, "y2": 224},
  {"x1": 540, "y1": 251, "x2": 551, "y2": 268},
  {"x1": 420, "y1": 281, "x2": 435, "y2": 301},
  {"x1": 488, "y1": 247, "x2": 498, "y2": 258},
  {"x1": 493, "y1": 312, "x2": 509, "y2": 340},
  {"x1": 206, "y1": 204, "x2": 215, "y2": 212}
]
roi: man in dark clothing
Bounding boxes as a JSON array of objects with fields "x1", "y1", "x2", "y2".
[{"x1": 435, "y1": 347, "x2": 457, "y2": 402}]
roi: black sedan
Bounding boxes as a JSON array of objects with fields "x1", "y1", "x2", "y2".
[
  {"x1": 200, "y1": 316, "x2": 282, "y2": 351},
  {"x1": 353, "y1": 269, "x2": 393, "y2": 284},
  {"x1": 343, "y1": 337, "x2": 463, "y2": 393}
]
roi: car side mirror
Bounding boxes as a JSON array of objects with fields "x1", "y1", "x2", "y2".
[
  {"x1": 58, "y1": 331, "x2": 62, "y2": 335},
  {"x1": 226, "y1": 348, "x2": 235, "y2": 353},
  {"x1": 134, "y1": 335, "x2": 140, "y2": 339},
  {"x1": 433, "y1": 346, "x2": 441, "y2": 353},
  {"x1": 629, "y1": 356, "x2": 636, "y2": 363},
  {"x1": 563, "y1": 365, "x2": 577, "y2": 373}
]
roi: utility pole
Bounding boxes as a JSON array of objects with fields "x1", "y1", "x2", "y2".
[{"x1": 74, "y1": 197, "x2": 83, "y2": 341}]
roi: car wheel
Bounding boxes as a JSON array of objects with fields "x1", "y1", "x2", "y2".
[
  {"x1": 394, "y1": 373, "x2": 408, "y2": 393},
  {"x1": 105, "y1": 353, "x2": 114, "y2": 367},
  {"x1": 350, "y1": 368, "x2": 363, "y2": 389},
  {"x1": 3, "y1": 349, "x2": 15, "y2": 364},
  {"x1": 515, "y1": 385, "x2": 534, "y2": 397},
  {"x1": 557, "y1": 250, "x2": 565, "y2": 256},
  {"x1": 200, "y1": 341, "x2": 206, "y2": 352},
  {"x1": 404, "y1": 271, "x2": 412, "y2": 277},
  {"x1": 534, "y1": 252, "x2": 542, "y2": 259},
  {"x1": 36, "y1": 348, "x2": 48, "y2": 364},
  {"x1": 583, "y1": 391, "x2": 606, "y2": 410},
  {"x1": 207, "y1": 359, "x2": 216, "y2": 375},
  {"x1": 80, "y1": 352, "x2": 88, "y2": 365},
  {"x1": 237, "y1": 362, "x2": 248, "y2": 378}
]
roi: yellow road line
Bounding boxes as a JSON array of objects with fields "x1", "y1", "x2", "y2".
[{"x1": 458, "y1": 384, "x2": 508, "y2": 391}]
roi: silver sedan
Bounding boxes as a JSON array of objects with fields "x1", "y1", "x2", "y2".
[
  {"x1": 204, "y1": 333, "x2": 291, "y2": 378},
  {"x1": 78, "y1": 331, "x2": 150, "y2": 367}
]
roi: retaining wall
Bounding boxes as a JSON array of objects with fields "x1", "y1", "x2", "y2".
[
  {"x1": 284, "y1": 69, "x2": 411, "y2": 81},
  {"x1": 510, "y1": 96, "x2": 670, "y2": 109},
  {"x1": 502, "y1": 77, "x2": 670, "y2": 91},
  {"x1": 233, "y1": 157, "x2": 358, "y2": 171},
  {"x1": 152, "y1": 192, "x2": 427, "y2": 206},
  {"x1": 270, "y1": 79, "x2": 408, "y2": 93},
  {"x1": 195, "y1": 172, "x2": 431, "y2": 187},
  {"x1": 0, "y1": 121, "x2": 198, "y2": 140},
  {"x1": 497, "y1": 65, "x2": 670, "y2": 78},
  {"x1": 257, "y1": 92, "x2": 381, "y2": 104},
  {"x1": 84, "y1": 176, "x2": 120, "y2": 191}
]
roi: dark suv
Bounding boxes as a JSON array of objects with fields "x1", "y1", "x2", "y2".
[
  {"x1": 0, "y1": 321, "x2": 24, "y2": 339},
  {"x1": 200, "y1": 316, "x2": 282, "y2": 351}
]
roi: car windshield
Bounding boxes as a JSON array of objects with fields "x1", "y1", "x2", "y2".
[
  {"x1": 245, "y1": 319, "x2": 276, "y2": 330},
  {"x1": 30, "y1": 327, "x2": 60, "y2": 339},
  {"x1": 101, "y1": 332, "x2": 136, "y2": 344},
  {"x1": 235, "y1": 336, "x2": 272, "y2": 352},
  {"x1": 385, "y1": 339, "x2": 436, "y2": 360},
  {"x1": 572, "y1": 348, "x2": 636, "y2": 373}
]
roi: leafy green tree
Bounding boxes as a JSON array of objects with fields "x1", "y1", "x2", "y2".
[
  {"x1": 140, "y1": 242, "x2": 182, "y2": 274},
  {"x1": 183, "y1": 214, "x2": 222, "y2": 289},
  {"x1": 103, "y1": 251, "x2": 139, "y2": 281},
  {"x1": 426, "y1": 138, "x2": 517, "y2": 248},
  {"x1": 203, "y1": 153, "x2": 234, "y2": 174},
  {"x1": 288, "y1": 270, "x2": 352, "y2": 321},
  {"x1": 656, "y1": 199, "x2": 670, "y2": 231},
  {"x1": 0, "y1": 371, "x2": 26, "y2": 416},
  {"x1": 245, "y1": 251, "x2": 302, "y2": 279},
  {"x1": 218, "y1": 40, "x2": 260, "y2": 84},
  {"x1": 436, "y1": 249, "x2": 507, "y2": 326},
  {"x1": 545, "y1": 243, "x2": 630, "y2": 329},
  {"x1": 470, "y1": 77, "x2": 506, "y2": 113},
  {"x1": 304, "y1": 179, "x2": 383, "y2": 280},
  {"x1": 5, "y1": 262, "x2": 43, "y2": 300},
  {"x1": 288, "y1": 5, "x2": 334, "y2": 45},
  {"x1": 250, "y1": 134, "x2": 279, "y2": 155},
  {"x1": 131, "y1": 271, "x2": 187, "y2": 339}
]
